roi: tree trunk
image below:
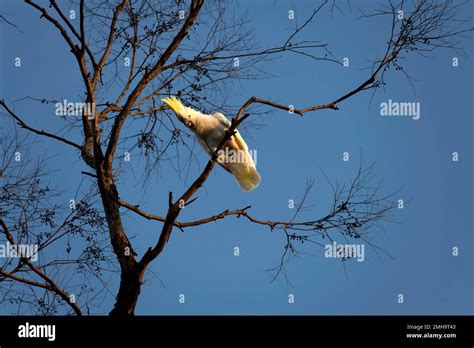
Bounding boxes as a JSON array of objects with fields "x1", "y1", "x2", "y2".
[
  {"x1": 109, "y1": 265, "x2": 144, "y2": 316},
  {"x1": 97, "y1": 173, "x2": 141, "y2": 316}
]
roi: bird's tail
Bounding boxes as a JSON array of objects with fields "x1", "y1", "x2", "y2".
[
  {"x1": 236, "y1": 166, "x2": 261, "y2": 192},
  {"x1": 227, "y1": 162, "x2": 261, "y2": 192}
]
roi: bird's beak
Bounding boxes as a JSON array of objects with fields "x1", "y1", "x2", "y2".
[{"x1": 161, "y1": 96, "x2": 183, "y2": 115}]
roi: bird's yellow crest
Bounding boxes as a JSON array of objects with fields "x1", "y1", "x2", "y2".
[{"x1": 161, "y1": 96, "x2": 184, "y2": 114}]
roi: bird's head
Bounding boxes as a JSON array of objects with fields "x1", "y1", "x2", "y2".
[{"x1": 162, "y1": 96, "x2": 199, "y2": 129}]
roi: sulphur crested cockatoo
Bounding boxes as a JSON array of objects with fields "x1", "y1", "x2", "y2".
[{"x1": 162, "y1": 96, "x2": 261, "y2": 191}]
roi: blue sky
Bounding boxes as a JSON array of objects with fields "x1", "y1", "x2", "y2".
[{"x1": 0, "y1": 0, "x2": 472, "y2": 315}]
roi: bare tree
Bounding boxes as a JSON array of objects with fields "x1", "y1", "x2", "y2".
[
  {"x1": 0, "y1": 128, "x2": 115, "y2": 315},
  {"x1": 0, "y1": 0, "x2": 471, "y2": 316}
]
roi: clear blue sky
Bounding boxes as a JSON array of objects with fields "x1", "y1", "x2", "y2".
[{"x1": 0, "y1": 0, "x2": 472, "y2": 315}]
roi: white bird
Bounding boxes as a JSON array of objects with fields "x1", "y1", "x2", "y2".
[{"x1": 162, "y1": 96, "x2": 261, "y2": 192}]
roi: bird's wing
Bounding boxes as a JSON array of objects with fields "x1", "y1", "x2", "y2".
[
  {"x1": 213, "y1": 112, "x2": 249, "y2": 152},
  {"x1": 196, "y1": 135, "x2": 232, "y2": 173},
  {"x1": 213, "y1": 112, "x2": 231, "y2": 127},
  {"x1": 231, "y1": 130, "x2": 249, "y2": 152},
  {"x1": 196, "y1": 136, "x2": 215, "y2": 157},
  {"x1": 222, "y1": 150, "x2": 261, "y2": 191},
  {"x1": 203, "y1": 112, "x2": 260, "y2": 190},
  {"x1": 217, "y1": 127, "x2": 260, "y2": 191}
]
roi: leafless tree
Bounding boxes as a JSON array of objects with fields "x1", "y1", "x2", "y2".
[
  {"x1": 0, "y1": 128, "x2": 115, "y2": 315},
  {"x1": 0, "y1": 0, "x2": 471, "y2": 316}
]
